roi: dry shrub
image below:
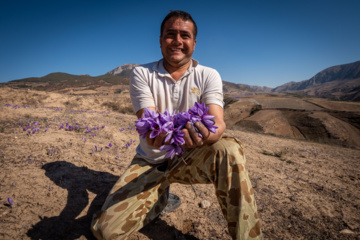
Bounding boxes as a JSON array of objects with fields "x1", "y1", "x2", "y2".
[
  {"x1": 25, "y1": 97, "x2": 40, "y2": 106},
  {"x1": 102, "y1": 101, "x2": 134, "y2": 114},
  {"x1": 64, "y1": 100, "x2": 79, "y2": 109},
  {"x1": 119, "y1": 106, "x2": 134, "y2": 114}
]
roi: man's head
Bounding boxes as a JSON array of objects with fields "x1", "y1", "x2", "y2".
[
  {"x1": 160, "y1": 10, "x2": 197, "y2": 39},
  {"x1": 160, "y1": 10, "x2": 197, "y2": 70}
]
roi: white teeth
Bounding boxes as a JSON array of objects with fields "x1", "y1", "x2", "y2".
[{"x1": 171, "y1": 48, "x2": 181, "y2": 52}]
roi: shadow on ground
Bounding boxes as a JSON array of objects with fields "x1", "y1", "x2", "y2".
[{"x1": 26, "y1": 161, "x2": 198, "y2": 240}]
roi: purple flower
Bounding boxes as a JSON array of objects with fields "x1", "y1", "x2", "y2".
[
  {"x1": 174, "y1": 111, "x2": 193, "y2": 128},
  {"x1": 159, "y1": 109, "x2": 174, "y2": 124},
  {"x1": 135, "y1": 118, "x2": 151, "y2": 138},
  {"x1": 7, "y1": 198, "x2": 14, "y2": 206},
  {"x1": 189, "y1": 102, "x2": 218, "y2": 133},
  {"x1": 149, "y1": 118, "x2": 170, "y2": 139},
  {"x1": 170, "y1": 128, "x2": 185, "y2": 145},
  {"x1": 134, "y1": 103, "x2": 217, "y2": 158},
  {"x1": 143, "y1": 108, "x2": 159, "y2": 119},
  {"x1": 159, "y1": 144, "x2": 184, "y2": 159},
  {"x1": 108, "y1": 143, "x2": 113, "y2": 147}
]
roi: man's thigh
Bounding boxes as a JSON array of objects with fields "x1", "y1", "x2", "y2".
[{"x1": 167, "y1": 136, "x2": 245, "y2": 185}]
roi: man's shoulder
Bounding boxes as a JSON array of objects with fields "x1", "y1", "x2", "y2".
[
  {"x1": 193, "y1": 60, "x2": 218, "y2": 73},
  {"x1": 193, "y1": 61, "x2": 220, "y2": 77},
  {"x1": 133, "y1": 60, "x2": 160, "y2": 73}
]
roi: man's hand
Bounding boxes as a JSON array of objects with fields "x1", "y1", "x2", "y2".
[
  {"x1": 182, "y1": 121, "x2": 209, "y2": 148},
  {"x1": 146, "y1": 131, "x2": 169, "y2": 149},
  {"x1": 182, "y1": 104, "x2": 226, "y2": 149}
]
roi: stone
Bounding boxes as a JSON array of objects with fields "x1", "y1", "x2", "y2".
[
  {"x1": 340, "y1": 229, "x2": 354, "y2": 235},
  {"x1": 200, "y1": 200, "x2": 211, "y2": 209}
]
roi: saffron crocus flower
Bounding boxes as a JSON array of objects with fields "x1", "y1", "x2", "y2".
[
  {"x1": 149, "y1": 118, "x2": 173, "y2": 139},
  {"x1": 189, "y1": 102, "x2": 218, "y2": 133},
  {"x1": 170, "y1": 128, "x2": 185, "y2": 145},
  {"x1": 159, "y1": 109, "x2": 174, "y2": 124},
  {"x1": 135, "y1": 118, "x2": 151, "y2": 138},
  {"x1": 159, "y1": 144, "x2": 184, "y2": 159},
  {"x1": 8, "y1": 198, "x2": 14, "y2": 206},
  {"x1": 174, "y1": 110, "x2": 195, "y2": 128},
  {"x1": 143, "y1": 108, "x2": 159, "y2": 119},
  {"x1": 134, "y1": 103, "x2": 217, "y2": 159}
]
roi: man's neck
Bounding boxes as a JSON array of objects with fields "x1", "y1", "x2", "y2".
[{"x1": 163, "y1": 59, "x2": 192, "y2": 81}]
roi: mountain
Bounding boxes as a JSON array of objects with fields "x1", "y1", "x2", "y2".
[
  {"x1": 272, "y1": 61, "x2": 360, "y2": 101},
  {"x1": 3, "y1": 61, "x2": 359, "y2": 101},
  {"x1": 107, "y1": 64, "x2": 139, "y2": 77}
]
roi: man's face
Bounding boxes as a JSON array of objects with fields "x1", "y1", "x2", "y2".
[{"x1": 160, "y1": 17, "x2": 197, "y2": 69}]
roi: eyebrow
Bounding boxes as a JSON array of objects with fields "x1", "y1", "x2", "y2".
[{"x1": 166, "y1": 29, "x2": 191, "y2": 35}]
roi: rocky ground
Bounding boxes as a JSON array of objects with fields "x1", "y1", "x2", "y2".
[{"x1": 0, "y1": 87, "x2": 359, "y2": 240}]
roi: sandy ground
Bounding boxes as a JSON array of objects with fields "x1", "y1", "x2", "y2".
[{"x1": 0, "y1": 88, "x2": 359, "y2": 240}]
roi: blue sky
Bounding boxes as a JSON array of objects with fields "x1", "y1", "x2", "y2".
[{"x1": 1, "y1": 0, "x2": 359, "y2": 87}]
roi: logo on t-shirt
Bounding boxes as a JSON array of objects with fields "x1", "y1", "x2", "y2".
[{"x1": 191, "y1": 87, "x2": 200, "y2": 96}]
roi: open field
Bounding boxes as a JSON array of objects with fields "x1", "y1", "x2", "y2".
[{"x1": 0, "y1": 87, "x2": 359, "y2": 240}]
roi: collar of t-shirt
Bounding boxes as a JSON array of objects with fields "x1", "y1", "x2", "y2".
[{"x1": 153, "y1": 59, "x2": 199, "y2": 81}]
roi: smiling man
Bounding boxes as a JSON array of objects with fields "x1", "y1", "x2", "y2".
[{"x1": 91, "y1": 10, "x2": 262, "y2": 240}]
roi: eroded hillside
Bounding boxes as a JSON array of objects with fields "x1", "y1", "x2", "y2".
[{"x1": 224, "y1": 95, "x2": 360, "y2": 149}]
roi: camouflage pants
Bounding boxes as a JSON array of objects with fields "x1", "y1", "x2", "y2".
[{"x1": 91, "y1": 136, "x2": 262, "y2": 240}]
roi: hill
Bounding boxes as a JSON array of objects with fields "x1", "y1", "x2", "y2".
[
  {"x1": 2, "y1": 72, "x2": 130, "y2": 93},
  {"x1": 272, "y1": 61, "x2": 360, "y2": 101}
]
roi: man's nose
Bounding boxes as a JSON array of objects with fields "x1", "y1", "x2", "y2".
[{"x1": 173, "y1": 34, "x2": 182, "y2": 44}]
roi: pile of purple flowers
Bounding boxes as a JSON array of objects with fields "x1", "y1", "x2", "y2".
[{"x1": 135, "y1": 102, "x2": 217, "y2": 159}]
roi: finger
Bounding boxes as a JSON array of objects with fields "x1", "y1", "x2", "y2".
[
  {"x1": 153, "y1": 132, "x2": 167, "y2": 149},
  {"x1": 146, "y1": 131, "x2": 154, "y2": 147},
  {"x1": 186, "y1": 122, "x2": 203, "y2": 147},
  {"x1": 194, "y1": 121, "x2": 210, "y2": 140},
  {"x1": 182, "y1": 128, "x2": 195, "y2": 148}
]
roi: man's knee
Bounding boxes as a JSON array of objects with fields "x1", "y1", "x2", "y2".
[{"x1": 209, "y1": 137, "x2": 246, "y2": 165}]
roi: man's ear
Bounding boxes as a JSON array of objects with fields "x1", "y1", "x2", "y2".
[{"x1": 159, "y1": 36, "x2": 162, "y2": 48}]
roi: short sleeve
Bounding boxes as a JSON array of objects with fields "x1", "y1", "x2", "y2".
[
  {"x1": 201, "y1": 68, "x2": 224, "y2": 108},
  {"x1": 130, "y1": 66, "x2": 156, "y2": 113}
]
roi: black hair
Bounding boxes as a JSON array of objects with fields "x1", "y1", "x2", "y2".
[{"x1": 160, "y1": 10, "x2": 197, "y2": 39}]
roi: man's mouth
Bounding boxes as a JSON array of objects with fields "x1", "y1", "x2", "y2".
[{"x1": 170, "y1": 48, "x2": 182, "y2": 52}]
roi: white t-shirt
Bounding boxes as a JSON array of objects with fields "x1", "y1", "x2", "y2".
[{"x1": 130, "y1": 58, "x2": 223, "y2": 164}]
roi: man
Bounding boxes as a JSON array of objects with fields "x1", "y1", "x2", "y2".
[{"x1": 91, "y1": 10, "x2": 262, "y2": 240}]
